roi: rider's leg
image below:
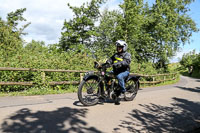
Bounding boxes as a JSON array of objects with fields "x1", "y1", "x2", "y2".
[{"x1": 116, "y1": 71, "x2": 129, "y2": 95}]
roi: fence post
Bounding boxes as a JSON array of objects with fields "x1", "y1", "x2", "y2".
[
  {"x1": 41, "y1": 72, "x2": 46, "y2": 83},
  {"x1": 153, "y1": 77, "x2": 155, "y2": 86},
  {"x1": 173, "y1": 73, "x2": 175, "y2": 80},
  {"x1": 164, "y1": 76, "x2": 166, "y2": 84},
  {"x1": 80, "y1": 73, "x2": 83, "y2": 83}
]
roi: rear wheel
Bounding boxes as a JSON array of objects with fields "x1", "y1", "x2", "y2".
[
  {"x1": 124, "y1": 78, "x2": 139, "y2": 101},
  {"x1": 78, "y1": 77, "x2": 101, "y2": 106}
]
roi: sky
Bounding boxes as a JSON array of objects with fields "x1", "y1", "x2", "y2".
[{"x1": 0, "y1": 0, "x2": 200, "y2": 63}]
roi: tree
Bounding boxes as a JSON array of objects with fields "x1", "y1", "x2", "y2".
[
  {"x1": 0, "y1": 8, "x2": 30, "y2": 58},
  {"x1": 7, "y1": 8, "x2": 30, "y2": 35},
  {"x1": 117, "y1": 0, "x2": 148, "y2": 61},
  {"x1": 94, "y1": 9, "x2": 121, "y2": 57},
  {"x1": 193, "y1": 53, "x2": 200, "y2": 73},
  {"x1": 146, "y1": 0, "x2": 198, "y2": 63},
  {"x1": 180, "y1": 50, "x2": 196, "y2": 67},
  {"x1": 60, "y1": 0, "x2": 105, "y2": 51},
  {"x1": 180, "y1": 50, "x2": 199, "y2": 75},
  {"x1": 116, "y1": 0, "x2": 198, "y2": 64}
]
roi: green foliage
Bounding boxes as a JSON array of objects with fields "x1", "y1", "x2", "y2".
[
  {"x1": 59, "y1": 0, "x2": 198, "y2": 70},
  {"x1": 95, "y1": 9, "x2": 121, "y2": 56},
  {"x1": 0, "y1": 39, "x2": 179, "y2": 94},
  {"x1": 0, "y1": 18, "x2": 22, "y2": 57},
  {"x1": 148, "y1": 0, "x2": 198, "y2": 60},
  {"x1": 115, "y1": 0, "x2": 198, "y2": 63},
  {"x1": 2, "y1": 1, "x2": 196, "y2": 94},
  {"x1": 179, "y1": 50, "x2": 200, "y2": 78},
  {"x1": 0, "y1": 40, "x2": 96, "y2": 92},
  {"x1": 60, "y1": 0, "x2": 105, "y2": 50},
  {"x1": 180, "y1": 50, "x2": 196, "y2": 68},
  {"x1": 0, "y1": 8, "x2": 30, "y2": 58},
  {"x1": 7, "y1": 8, "x2": 26, "y2": 28}
]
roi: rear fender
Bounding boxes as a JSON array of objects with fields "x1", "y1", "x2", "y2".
[{"x1": 127, "y1": 75, "x2": 141, "y2": 88}]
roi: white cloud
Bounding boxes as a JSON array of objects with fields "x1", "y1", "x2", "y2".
[
  {"x1": 170, "y1": 48, "x2": 199, "y2": 63},
  {"x1": 170, "y1": 51, "x2": 185, "y2": 63},
  {"x1": 0, "y1": 0, "x2": 93, "y2": 45},
  {"x1": 101, "y1": 0, "x2": 122, "y2": 11}
]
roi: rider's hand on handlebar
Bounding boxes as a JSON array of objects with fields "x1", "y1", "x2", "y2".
[
  {"x1": 113, "y1": 62, "x2": 122, "y2": 68},
  {"x1": 102, "y1": 63, "x2": 110, "y2": 69},
  {"x1": 94, "y1": 61, "x2": 101, "y2": 68}
]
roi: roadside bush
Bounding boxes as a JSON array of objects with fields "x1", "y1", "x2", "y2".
[{"x1": 0, "y1": 40, "x2": 178, "y2": 93}]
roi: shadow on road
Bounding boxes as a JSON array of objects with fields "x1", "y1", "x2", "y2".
[
  {"x1": 176, "y1": 86, "x2": 200, "y2": 93},
  {"x1": 1, "y1": 107, "x2": 102, "y2": 133},
  {"x1": 116, "y1": 98, "x2": 200, "y2": 132}
]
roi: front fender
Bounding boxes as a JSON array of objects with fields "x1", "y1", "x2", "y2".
[
  {"x1": 83, "y1": 74, "x2": 100, "y2": 81},
  {"x1": 83, "y1": 74, "x2": 104, "y2": 94}
]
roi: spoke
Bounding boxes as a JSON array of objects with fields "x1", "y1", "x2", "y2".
[
  {"x1": 86, "y1": 81, "x2": 93, "y2": 88},
  {"x1": 89, "y1": 79, "x2": 100, "y2": 91},
  {"x1": 92, "y1": 83, "x2": 99, "y2": 91},
  {"x1": 90, "y1": 80, "x2": 97, "y2": 88},
  {"x1": 84, "y1": 94, "x2": 98, "y2": 103},
  {"x1": 82, "y1": 78, "x2": 100, "y2": 104},
  {"x1": 86, "y1": 79, "x2": 96, "y2": 89}
]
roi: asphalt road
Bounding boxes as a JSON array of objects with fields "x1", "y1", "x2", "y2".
[{"x1": 0, "y1": 76, "x2": 199, "y2": 133}]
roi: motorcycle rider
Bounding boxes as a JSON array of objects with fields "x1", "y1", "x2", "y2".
[{"x1": 103, "y1": 40, "x2": 131, "y2": 105}]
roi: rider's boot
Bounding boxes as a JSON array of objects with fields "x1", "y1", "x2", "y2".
[
  {"x1": 114, "y1": 97, "x2": 120, "y2": 105},
  {"x1": 118, "y1": 88, "x2": 126, "y2": 98},
  {"x1": 112, "y1": 92, "x2": 120, "y2": 105}
]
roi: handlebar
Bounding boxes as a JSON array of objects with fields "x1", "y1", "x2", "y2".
[
  {"x1": 94, "y1": 61, "x2": 108, "y2": 76},
  {"x1": 94, "y1": 61, "x2": 101, "y2": 69},
  {"x1": 94, "y1": 61, "x2": 113, "y2": 69}
]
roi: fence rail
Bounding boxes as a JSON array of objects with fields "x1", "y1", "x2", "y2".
[{"x1": 0, "y1": 67, "x2": 178, "y2": 86}]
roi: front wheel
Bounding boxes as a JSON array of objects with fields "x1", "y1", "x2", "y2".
[
  {"x1": 78, "y1": 76, "x2": 102, "y2": 106},
  {"x1": 124, "y1": 78, "x2": 139, "y2": 101}
]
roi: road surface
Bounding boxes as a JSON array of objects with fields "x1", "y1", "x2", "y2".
[{"x1": 0, "y1": 76, "x2": 199, "y2": 133}]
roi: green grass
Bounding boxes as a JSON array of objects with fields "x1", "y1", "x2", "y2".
[
  {"x1": 0, "y1": 85, "x2": 78, "y2": 97},
  {"x1": 140, "y1": 76, "x2": 180, "y2": 88}
]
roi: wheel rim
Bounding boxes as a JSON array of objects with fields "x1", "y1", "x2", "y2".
[
  {"x1": 81, "y1": 79, "x2": 99, "y2": 104},
  {"x1": 125, "y1": 79, "x2": 137, "y2": 98}
]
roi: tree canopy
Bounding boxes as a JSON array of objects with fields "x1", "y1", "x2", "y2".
[
  {"x1": 60, "y1": 0, "x2": 105, "y2": 51},
  {"x1": 59, "y1": 0, "x2": 198, "y2": 67},
  {"x1": 0, "y1": 8, "x2": 30, "y2": 57}
]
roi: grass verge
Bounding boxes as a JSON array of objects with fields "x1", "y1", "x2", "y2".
[
  {"x1": 141, "y1": 75, "x2": 180, "y2": 88},
  {"x1": 0, "y1": 85, "x2": 78, "y2": 97}
]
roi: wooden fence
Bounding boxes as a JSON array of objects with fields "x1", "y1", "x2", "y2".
[{"x1": 0, "y1": 67, "x2": 178, "y2": 86}]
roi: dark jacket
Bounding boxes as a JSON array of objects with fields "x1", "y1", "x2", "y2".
[{"x1": 105, "y1": 52, "x2": 131, "y2": 75}]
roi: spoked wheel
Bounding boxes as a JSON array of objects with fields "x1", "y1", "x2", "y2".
[
  {"x1": 124, "y1": 78, "x2": 139, "y2": 101},
  {"x1": 78, "y1": 77, "x2": 101, "y2": 106}
]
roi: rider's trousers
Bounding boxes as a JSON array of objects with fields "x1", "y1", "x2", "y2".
[{"x1": 116, "y1": 71, "x2": 129, "y2": 93}]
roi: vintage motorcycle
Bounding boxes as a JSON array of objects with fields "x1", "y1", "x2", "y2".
[{"x1": 77, "y1": 61, "x2": 140, "y2": 106}]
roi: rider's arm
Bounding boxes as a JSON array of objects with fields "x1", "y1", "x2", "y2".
[
  {"x1": 121, "y1": 53, "x2": 131, "y2": 67},
  {"x1": 114, "y1": 53, "x2": 131, "y2": 68}
]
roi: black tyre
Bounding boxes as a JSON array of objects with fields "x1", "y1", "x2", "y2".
[
  {"x1": 78, "y1": 77, "x2": 101, "y2": 106},
  {"x1": 124, "y1": 78, "x2": 139, "y2": 101}
]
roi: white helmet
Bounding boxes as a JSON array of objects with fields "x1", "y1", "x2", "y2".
[{"x1": 116, "y1": 40, "x2": 128, "y2": 52}]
